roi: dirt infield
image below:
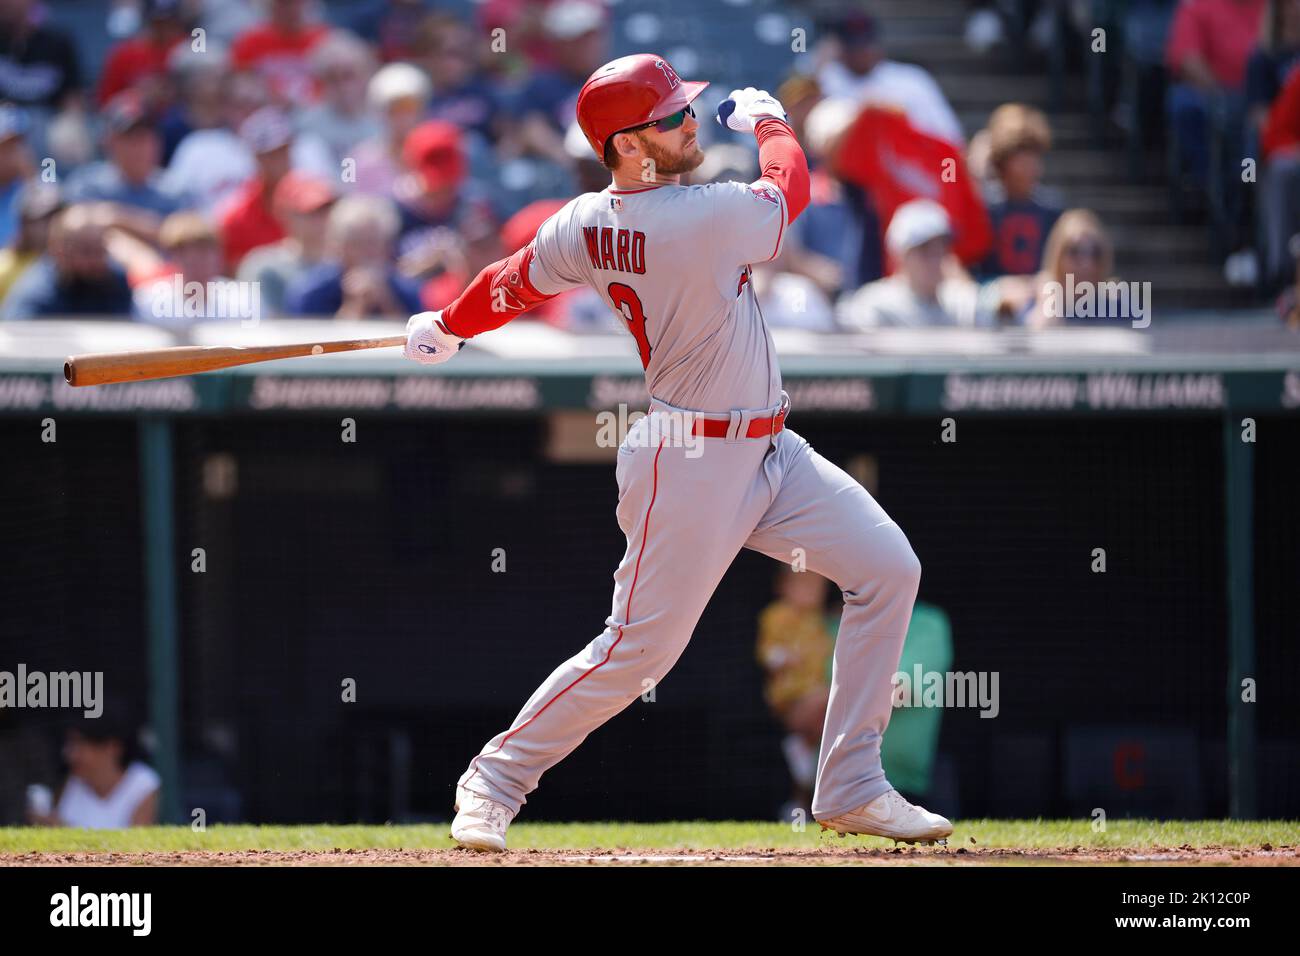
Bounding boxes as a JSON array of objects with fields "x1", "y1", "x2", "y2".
[{"x1": 5, "y1": 844, "x2": 1297, "y2": 866}]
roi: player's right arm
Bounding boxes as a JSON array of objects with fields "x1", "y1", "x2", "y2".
[{"x1": 403, "y1": 202, "x2": 586, "y2": 365}]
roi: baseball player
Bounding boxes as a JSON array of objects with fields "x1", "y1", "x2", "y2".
[{"x1": 402, "y1": 53, "x2": 953, "y2": 851}]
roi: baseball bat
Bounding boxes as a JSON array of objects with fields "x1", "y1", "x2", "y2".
[{"x1": 63, "y1": 334, "x2": 407, "y2": 387}]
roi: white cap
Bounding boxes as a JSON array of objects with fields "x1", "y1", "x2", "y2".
[
  {"x1": 804, "y1": 97, "x2": 858, "y2": 157},
  {"x1": 367, "y1": 62, "x2": 432, "y2": 110},
  {"x1": 239, "y1": 107, "x2": 294, "y2": 154},
  {"x1": 544, "y1": 0, "x2": 604, "y2": 39},
  {"x1": 885, "y1": 199, "x2": 952, "y2": 255},
  {"x1": 564, "y1": 119, "x2": 595, "y2": 161}
]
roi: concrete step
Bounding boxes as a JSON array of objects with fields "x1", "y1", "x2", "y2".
[
  {"x1": 1111, "y1": 226, "x2": 1213, "y2": 263},
  {"x1": 956, "y1": 111, "x2": 1104, "y2": 151},
  {"x1": 937, "y1": 73, "x2": 1059, "y2": 111},
  {"x1": 1045, "y1": 149, "x2": 1140, "y2": 186},
  {"x1": 889, "y1": 37, "x2": 1023, "y2": 75}
]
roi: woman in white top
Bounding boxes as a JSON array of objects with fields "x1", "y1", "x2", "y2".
[{"x1": 28, "y1": 722, "x2": 160, "y2": 829}]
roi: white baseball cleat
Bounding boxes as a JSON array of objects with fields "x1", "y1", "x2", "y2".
[
  {"x1": 450, "y1": 786, "x2": 515, "y2": 852},
  {"x1": 816, "y1": 789, "x2": 954, "y2": 844}
]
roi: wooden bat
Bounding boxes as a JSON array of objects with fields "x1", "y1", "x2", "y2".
[{"x1": 64, "y1": 335, "x2": 408, "y2": 387}]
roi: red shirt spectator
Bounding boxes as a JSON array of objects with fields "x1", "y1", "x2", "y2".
[
  {"x1": 1165, "y1": 0, "x2": 1267, "y2": 90},
  {"x1": 97, "y1": 0, "x2": 188, "y2": 105},
  {"x1": 218, "y1": 178, "x2": 286, "y2": 269},
  {"x1": 1263, "y1": 66, "x2": 1300, "y2": 157},
  {"x1": 216, "y1": 108, "x2": 297, "y2": 268},
  {"x1": 231, "y1": 4, "x2": 330, "y2": 104}
]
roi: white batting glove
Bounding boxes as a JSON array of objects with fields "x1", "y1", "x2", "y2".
[
  {"x1": 716, "y1": 87, "x2": 789, "y2": 133},
  {"x1": 403, "y1": 310, "x2": 465, "y2": 366}
]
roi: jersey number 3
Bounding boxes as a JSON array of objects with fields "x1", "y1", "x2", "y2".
[{"x1": 608, "y1": 282, "x2": 651, "y2": 369}]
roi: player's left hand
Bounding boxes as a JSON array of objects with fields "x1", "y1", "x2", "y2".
[
  {"x1": 716, "y1": 87, "x2": 788, "y2": 133},
  {"x1": 403, "y1": 310, "x2": 465, "y2": 366}
]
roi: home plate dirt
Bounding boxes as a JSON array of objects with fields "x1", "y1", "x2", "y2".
[{"x1": 4, "y1": 845, "x2": 1297, "y2": 866}]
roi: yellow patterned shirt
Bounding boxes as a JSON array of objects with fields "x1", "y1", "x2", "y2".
[{"x1": 755, "y1": 601, "x2": 835, "y2": 715}]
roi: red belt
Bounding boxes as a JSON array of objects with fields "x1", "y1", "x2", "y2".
[{"x1": 689, "y1": 402, "x2": 788, "y2": 439}]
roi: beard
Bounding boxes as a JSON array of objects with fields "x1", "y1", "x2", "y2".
[{"x1": 633, "y1": 131, "x2": 705, "y2": 176}]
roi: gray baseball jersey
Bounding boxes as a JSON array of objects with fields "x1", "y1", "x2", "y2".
[
  {"x1": 456, "y1": 177, "x2": 922, "y2": 825},
  {"x1": 528, "y1": 180, "x2": 788, "y2": 411}
]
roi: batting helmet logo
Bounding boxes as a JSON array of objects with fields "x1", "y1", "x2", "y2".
[{"x1": 652, "y1": 59, "x2": 680, "y2": 90}]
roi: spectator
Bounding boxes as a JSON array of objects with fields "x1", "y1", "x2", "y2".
[
  {"x1": 1, "y1": 203, "x2": 134, "y2": 319},
  {"x1": 351, "y1": 62, "x2": 432, "y2": 196},
  {"x1": 192, "y1": 0, "x2": 261, "y2": 48},
  {"x1": 0, "y1": 181, "x2": 60, "y2": 304},
  {"x1": 0, "y1": 106, "x2": 35, "y2": 248},
  {"x1": 122, "y1": 210, "x2": 236, "y2": 323},
  {"x1": 164, "y1": 69, "x2": 333, "y2": 215},
  {"x1": 1165, "y1": 0, "x2": 1265, "y2": 186},
  {"x1": 284, "y1": 194, "x2": 422, "y2": 318},
  {"x1": 755, "y1": 567, "x2": 837, "y2": 817},
  {"x1": 65, "y1": 92, "x2": 192, "y2": 221},
  {"x1": 216, "y1": 106, "x2": 306, "y2": 269},
  {"x1": 1246, "y1": 0, "x2": 1300, "y2": 132},
  {"x1": 411, "y1": 12, "x2": 504, "y2": 149},
  {"x1": 502, "y1": 0, "x2": 608, "y2": 167},
  {"x1": 837, "y1": 199, "x2": 982, "y2": 329},
  {"x1": 0, "y1": 0, "x2": 83, "y2": 112},
  {"x1": 478, "y1": 0, "x2": 563, "y2": 75},
  {"x1": 27, "y1": 714, "x2": 160, "y2": 829},
  {"x1": 975, "y1": 103, "x2": 1063, "y2": 278},
  {"x1": 830, "y1": 100, "x2": 993, "y2": 269},
  {"x1": 230, "y1": 0, "x2": 330, "y2": 106},
  {"x1": 816, "y1": 11, "x2": 964, "y2": 147},
  {"x1": 97, "y1": 0, "x2": 190, "y2": 107},
  {"x1": 237, "y1": 171, "x2": 336, "y2": 314},
  {"x1": 394, "y1": 120, "x2": 498, "y2": 263},
  {"x1": 164, "y1": 68, "x2": 267, "y2": 212},
  {"x1": 964, "y1": 1, "x2": 1007, "y2": 54},
  {"x1": 796, "y1": 95, "x2": 882, "y2": 291},
  {"x1": 347, "y1": 0, "x2": 434, "y2": 64},
  {"x1": 297, "y1": 30, "x2": 381, "y2": 164},
  {"x1": 155, "y1": 41, "x2": 231, "y2": 165},
  {"x1": 0, "y1": 0, "x2": 87, "y2": 164},
  {"x1": 1255, "y1": 3, "x2": 1300, "y2": 285},
  {"x1": 986, "y1": 209, "x2": 1120, "y2": 328}
]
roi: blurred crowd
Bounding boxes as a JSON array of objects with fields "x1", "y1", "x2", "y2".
[{"x1": 0, "y1": 0, "x2": 1295, "y2": 333}]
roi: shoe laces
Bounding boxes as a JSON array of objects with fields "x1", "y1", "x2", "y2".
[{"x1": 883, "y1": 789, "x2": 917, "y2": 815}]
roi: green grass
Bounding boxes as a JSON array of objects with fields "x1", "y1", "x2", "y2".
[{"x1": 1, "y1": 819, "x2": 1295, "y2": 854}]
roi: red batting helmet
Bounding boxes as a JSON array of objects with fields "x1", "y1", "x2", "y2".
[{"x1": 575, "y1": 53, "x2": 709, "y2": 159}]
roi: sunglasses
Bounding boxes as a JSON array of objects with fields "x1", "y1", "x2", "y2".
[
  {"x1": 1064, "y1": 241, "x2": 1104, "y2": 261},
  {"x1": 627, "y1": 103, "x2": 695, "y2": 135}
]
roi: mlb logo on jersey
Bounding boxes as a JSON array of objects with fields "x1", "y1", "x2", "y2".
[
  {"x1": 748, "y1": 182, "x2": 780, "y2": 205},
  {"x1": 610, "y1": 196, "x2": 623, "y2": 212}
]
